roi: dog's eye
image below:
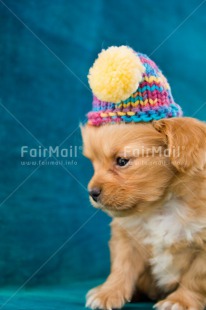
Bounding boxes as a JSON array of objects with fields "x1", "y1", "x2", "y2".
[{"x1": 116, "y1": 157, "x2": 130, "y2": 167}]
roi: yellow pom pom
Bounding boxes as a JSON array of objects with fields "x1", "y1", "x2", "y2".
[{"x1": 88, "y1": 46, "x2": 145, "y2": 103}]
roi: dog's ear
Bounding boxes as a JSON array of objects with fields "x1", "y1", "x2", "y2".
[{"x1": 153, "y1": 117, "x2": 206, "y2": 173}]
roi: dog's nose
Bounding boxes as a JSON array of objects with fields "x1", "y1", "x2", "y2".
[{"x1": 89, "y1": 187, "x2": 101, "y2": 202}]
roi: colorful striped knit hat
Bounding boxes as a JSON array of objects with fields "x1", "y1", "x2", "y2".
[{"x1": 87, "y1": 46, "x2": 182, "y2": 126}]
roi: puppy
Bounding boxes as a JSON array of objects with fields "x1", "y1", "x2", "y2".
[{"x1": 82, "y1": 117, "x2": 206, "y2": 310}]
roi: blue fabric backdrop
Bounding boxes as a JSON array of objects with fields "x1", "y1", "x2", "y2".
[{"x1": 0, "y1": 0, "x2": 206, "y2": 309}]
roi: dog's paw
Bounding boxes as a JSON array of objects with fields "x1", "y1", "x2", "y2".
[
  {"x1": 154, "y1": 300, "x2": 197, "y2": 310},
  {"x1": 86, "y1": 285, "x2": 130, "y2": 310}
]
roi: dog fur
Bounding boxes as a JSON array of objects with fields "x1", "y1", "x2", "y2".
[{"x1": 81, "y1": 117, "x2": 206, "y2": 310}]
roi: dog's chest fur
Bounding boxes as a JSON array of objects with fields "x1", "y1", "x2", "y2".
[{"x1": 117, "y1": 198, "x2": 204, "y2": 288}]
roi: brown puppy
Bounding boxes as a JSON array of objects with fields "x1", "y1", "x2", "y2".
[{"x1": 82, "y1": 117, "x2": 206, "y2": 310}]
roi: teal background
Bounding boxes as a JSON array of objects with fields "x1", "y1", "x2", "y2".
[{"x1": 0, "y1": 0, "x2": 206, "y2": 309}]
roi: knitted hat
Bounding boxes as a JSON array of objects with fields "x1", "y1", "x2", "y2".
[{"x1": 86, "y1": 46, "x2": 182, "y2": 126}]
